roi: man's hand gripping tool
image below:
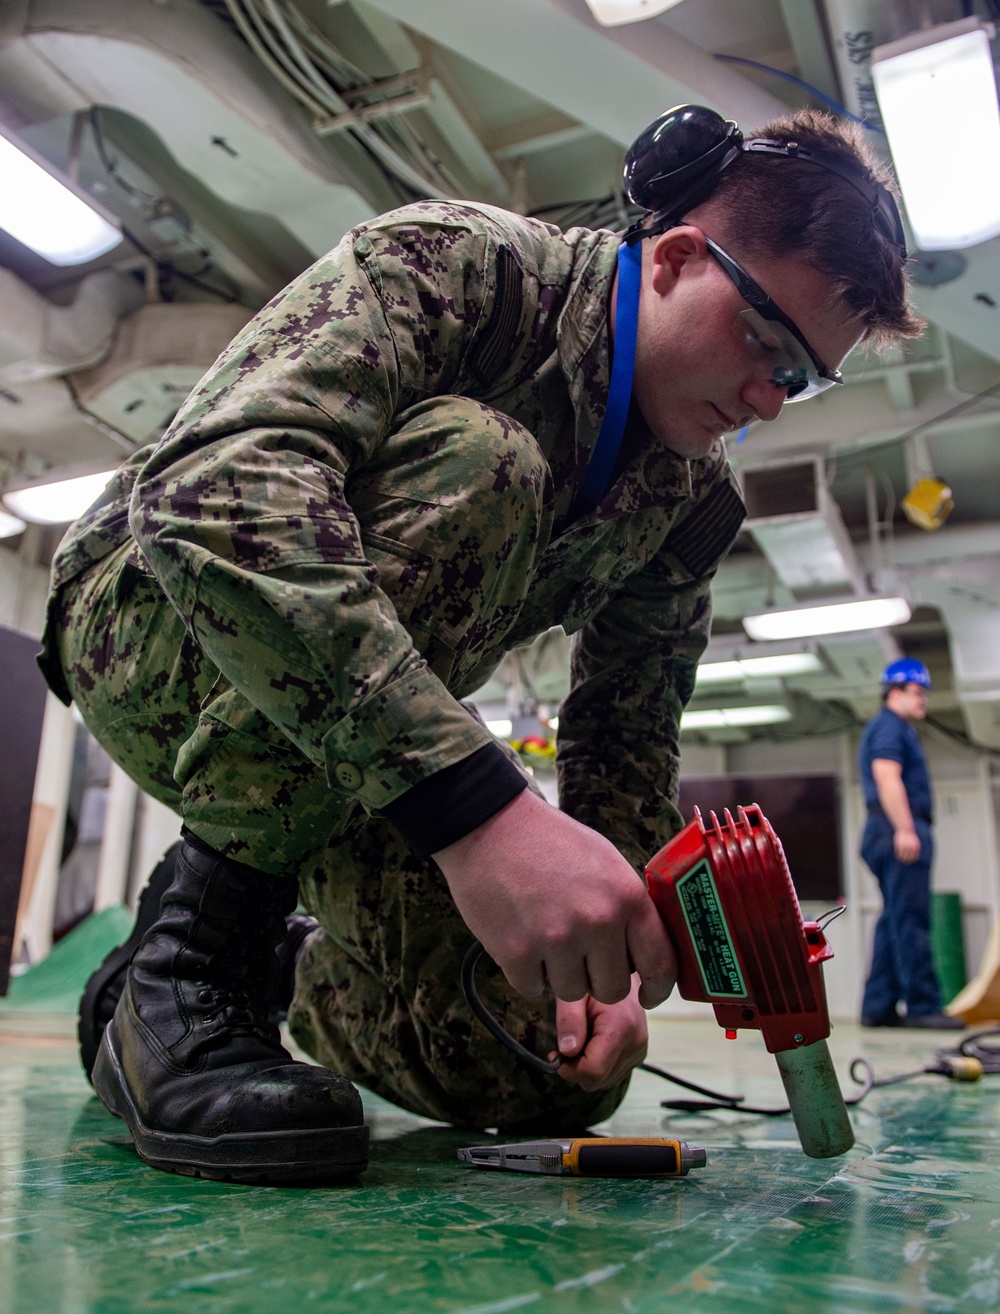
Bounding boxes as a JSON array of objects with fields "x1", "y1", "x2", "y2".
[
  {"x1": 644, "y1": 804, "x2": 854, "y2": 1158},
  {"x1": 463, "y1": 803, "x2": 854, "y2": 1160}
]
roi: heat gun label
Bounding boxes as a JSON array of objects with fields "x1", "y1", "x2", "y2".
[{"x1": 676, "y1": 860, "x2": 747, "y2": 998}]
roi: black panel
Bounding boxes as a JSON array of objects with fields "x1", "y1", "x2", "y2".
[
  {"x1": 665, "y1": 479, "x2": 746, "y2": 579},
  {"x1": 678, "y1": 775, "x2": 842, "y2": 902},
  {"x1": 0, "y1": 626, "x2": 49, "y2": 994}
]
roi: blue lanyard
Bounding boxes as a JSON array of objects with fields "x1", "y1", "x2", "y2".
[{"x1": 573, "y1": 240, "x2": 642, "y2": 516}]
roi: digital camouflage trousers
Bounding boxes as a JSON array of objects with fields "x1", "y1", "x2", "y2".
[{"x1": 52, "y1": 397, "x2": 629, "y2": 1130}]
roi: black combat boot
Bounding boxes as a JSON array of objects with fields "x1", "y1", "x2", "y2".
[
  {"x1": 91, "y1": 834, "x2": 368, "y2": 1184},
  {"x1": 79, "y1": 842, "x2": 318, "y2": 1083}
]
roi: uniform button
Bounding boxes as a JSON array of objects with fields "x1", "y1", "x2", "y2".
[{"x1": 334, "y1": 761, "x2": 363, "y2": 790}]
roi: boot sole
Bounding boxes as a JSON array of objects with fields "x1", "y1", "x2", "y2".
[{"x1": 93, "y1": 1030, "x2": 369, "y2": 1185}]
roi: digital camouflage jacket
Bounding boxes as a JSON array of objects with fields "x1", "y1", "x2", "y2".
[{"x1": 43, "y1": 202, "x2": 745, "y2": 871}]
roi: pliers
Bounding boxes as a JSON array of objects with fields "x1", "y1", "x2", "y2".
[{"x1": 458, "y1": 1137, "x2": 707, "y2": 1177}]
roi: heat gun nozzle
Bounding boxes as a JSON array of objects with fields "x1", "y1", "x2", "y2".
[{"x1": 775, "y1": 1039, "x2": 855, "y2": 1158}]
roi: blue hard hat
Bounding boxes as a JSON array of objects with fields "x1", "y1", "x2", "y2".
[{"x1": 882, "y1": 658, "x2": 932, "y2": 688}]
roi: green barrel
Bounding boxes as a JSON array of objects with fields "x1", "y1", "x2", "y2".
[{"x1": 931, "y1": 892, "x2": 968, "y2": 1005}]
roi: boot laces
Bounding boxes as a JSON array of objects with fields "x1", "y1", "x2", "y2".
[{"x1": 194, "y1": 941, "x2": 282, "y2": 1044}]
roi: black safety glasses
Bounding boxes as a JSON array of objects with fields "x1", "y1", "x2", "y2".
[{"x1": 704, "y1": 236, "x2": 843, "y2": 401}]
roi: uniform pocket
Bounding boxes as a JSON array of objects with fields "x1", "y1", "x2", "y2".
[
  {"x1": 122, "y1": 539, "x2": 156, "y2": 575},
  {"x1": 360, "y1": 529, "x2": 434, "y2": 625}
]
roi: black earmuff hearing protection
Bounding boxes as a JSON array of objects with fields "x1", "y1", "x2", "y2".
[{"x1": 622, "y1": 104, "x2": 906, "y2": 254}]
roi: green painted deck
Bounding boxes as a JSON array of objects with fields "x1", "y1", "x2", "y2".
[{"x1": 2, "y1": 1004, "x2": 997, "y2": 1314}]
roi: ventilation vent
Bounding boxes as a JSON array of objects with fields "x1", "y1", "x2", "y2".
[
  {"x1": 743, "y1": 462, "x2": 819, "y2": 519},
  {"x1": 738, "y1": 457, "x2": 863, "y2": 592}
]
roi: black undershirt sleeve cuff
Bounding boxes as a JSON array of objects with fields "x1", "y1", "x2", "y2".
[{"x1": 381, "y1": 743, "x2": 530, "y2": 858}]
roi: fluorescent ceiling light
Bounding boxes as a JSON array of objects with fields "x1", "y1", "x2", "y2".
[
  {"x1": 0, "y1": 508, "x2": 27, "y2": 538},
  {"x1": 3, "y1": 470, "x2": 116, "y2": 525},
  {"x1": 682, "y1": 705, "x2": 792, "y2": 730},
  {"x1": 872, "y1": 18, "x2": 1000, "y2": 250},
  {"x1": 695, "y1": 652, "x2": 824, "y2": 685},
  {"x1": 583, "y1": 0, "x2": 685, "y2": 25},
  {"x1": 0, "y1": 129, "x2": 121, "y2": 265},
  {"x1": 743, "y1": 597, "x2": 911, "y2": 642}
]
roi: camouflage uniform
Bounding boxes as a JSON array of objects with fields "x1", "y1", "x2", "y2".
[{"x1": 40, "y1": 202, "x2": 744, "y2": 1128}]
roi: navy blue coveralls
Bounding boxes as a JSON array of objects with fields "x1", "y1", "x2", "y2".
[{"x1": 859, "y1": 706, "x2": 943, "y2": 1022}]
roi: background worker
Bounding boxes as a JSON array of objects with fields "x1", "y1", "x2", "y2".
[
  {"x1": 859, "y1": 658, "x2": 964, "y2": 1030},
  {"x1": 41, "y1": 105, "x2": 921, "y2": 1183}
]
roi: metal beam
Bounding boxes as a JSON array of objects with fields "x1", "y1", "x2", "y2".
[
  {"x1": 360, "y1": 0, "x2": 788, "y2": 145},
  {"x1": 727, "y1": 375, "x2": 1000, "y2": 467},
  {"x1": 492, "y1": 121, "x2": 593, "y2": 161},
  {"x1": 778, "y1": 0, "x2": 841, "y2": 103}
]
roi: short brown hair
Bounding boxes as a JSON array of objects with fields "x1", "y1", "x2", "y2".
[{"x1": 699, "y1": 110, "x2": 924, "y2": 348}]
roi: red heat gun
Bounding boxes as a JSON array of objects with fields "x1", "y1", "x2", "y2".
[
  {"x1": 462, "y1": 803, "x2": 854, "y2": 1160},
  {"x1": 644, "y1": 803, "x2": 854, "y2": 1158}
]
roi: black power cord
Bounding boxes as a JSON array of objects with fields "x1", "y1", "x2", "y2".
[
  {"x1": 949, "y1": 1027, "x2": 1000, "y2": 1073},
  {"x1": 659, "y1": 1060, "x2": 874, "y2": 1117},
  {"x1": 463, "y1": 940, "x2": 748, "y2": 1098},
  {"x1": 463, "y1": 941, "x2": 994, "y2": 1120},
  {"x1": 925, "y1": 714, "x2": 1000, "y2": 760},
  {"x1": 657, "y1": 1042, "x2": 991, "y2": 1119},
  {"x1": 461, "y1": 941, "x2": 561, "y2": 1076},
  {"x1": 660, "y1": 1035, "x2": 992, "y2": 1117}
]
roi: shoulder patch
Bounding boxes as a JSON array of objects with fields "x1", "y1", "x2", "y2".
[
  {"x1": 665, "y1": 478, "x2": 746, "y2": 578},
  {"x1": 468, "y1": 245, "x2": 523, "y2": 382}
]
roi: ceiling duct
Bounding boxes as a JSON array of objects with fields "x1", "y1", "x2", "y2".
[
  {"x1": 740, "y1": 457, "x2": 867, "y2": 594},
  {"x1": 5, "y1": 0, "x2": 379, "y2": 259},
  {"x1": 736, "y1": 456, "x2": 899, "y2": 693},
  {"x1": 0, "y1": 268, "x2": 144, "y2": 384},
  {"x1": 904, "y1": 555, "x2": 1000, "y2": 749},
  {"x1": 360, "y1": 0, "x2": 787, "y2": 139},
  {"x1": 70, "y1": 301, "x2": 254, "y2": 446}
]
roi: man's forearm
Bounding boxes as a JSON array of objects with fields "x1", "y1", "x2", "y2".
[{"x1": 874, "y1": 770, "x2": 915, "y2": 832}]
